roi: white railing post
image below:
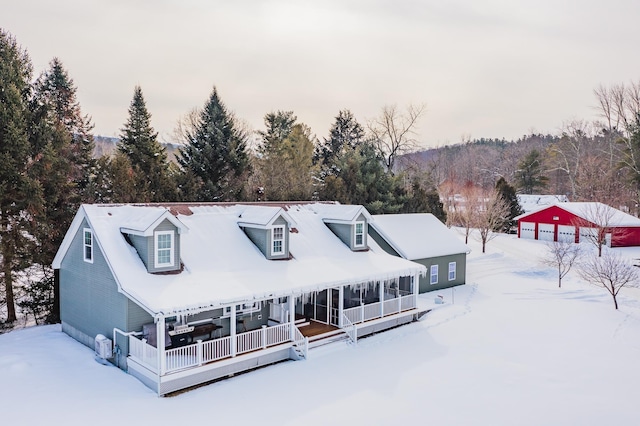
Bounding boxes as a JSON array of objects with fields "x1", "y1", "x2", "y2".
[
  {"x1": 398, "y1": 293, "x2": 402, "y2": 313},
  {"x1": 379, "y1": 280, "x2": 384, "y2": 318},
  {"x1": 262, "y1": 325, "x2": 267, "y2": 349},
  {"x1": 289, "y1": 296, "x2": 296, "y2": 342},
  {"x1": 157, "y1": 315, "x2": 166, "y2": 376},
  {"x1": 230, "y1": 304, "x2": 237, "y2": 357},
  {"x1": 338, "y1": 286, "x2": 344, "y2": 328},
  {"x1": 197, "y1": 340, "x2": 203, "y2": 366}
]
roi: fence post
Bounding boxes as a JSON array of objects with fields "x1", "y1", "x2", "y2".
[
  {"x1": 262, "y1": 325, "x2": 267, "y2": 349},
  {"x1": 197, "y1": 340, "x2": 203, "y2": 366}
]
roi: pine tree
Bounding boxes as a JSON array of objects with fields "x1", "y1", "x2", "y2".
[
  {"x1": 496, "y1": 176, "x2": 524, "y2": 232},
  {"x1": 314, "y1": 109, "x2": 365, "y2": 169},
  {"x1": 177, "y1": 87, "x2": 250, "y2": 201},
  {"x1": 119, "y1": 86, "x2": 175, "y2": 202},
  {"x1": 0, "y1": 30, "x2": 43, "y2": 323},
  {"x1": 515, "y1": 149, "x2": 549, "y2": 194}
]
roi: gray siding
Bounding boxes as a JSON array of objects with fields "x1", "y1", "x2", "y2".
[
  {"x1": 59, "y1": 218, "x2": 130, "y2": 355},
  {"x1": 243, "y1": 216, "x2": 289, "y2": 260},
  {"x1": 327, "y1": 215, "x2": 368, "y2": 251},
  {"x1": 416, "y1": 253, "x2": 467, "y2": 293},
  {"x1": 244, "y1": 227, "x2": 268, "y2": 257},
  {"x1": 126, "y1": 219, "x2": 181, "y2": 273},
  {"x1": 368, "y1": 226, "x2": 400, "y2": 257}
]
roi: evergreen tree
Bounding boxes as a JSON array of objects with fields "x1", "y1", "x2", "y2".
[
  {"x1": 495, "y1": 176, "x2": 524, "y2": 232},
  {"x1": 400, "y1": 178, "x2": 447, "y2": 221},
  {"x1": 119, "y1": 86, "x2": 175, "y2": 202},
  {"x1": 256, "y1": 111, "x2": 317, "y2": 201},
  {"x1": 515, "y1": 149, "x2": 549, "y2": 194},
  {"x1": 31, "y1": 58, "x2": 95, "y2": 199},
  {"x1": 314, "y1": 109, "x2": 365, "y2": 169},
  {"x1": 0, "y1": 30, "x2": 43, "y2": 323},
  {"x1": 178, "y1": 87, "x2": 250, "y2": 201}
]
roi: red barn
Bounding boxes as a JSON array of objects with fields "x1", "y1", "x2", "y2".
[{"x1": 514, "y1": 202, "x2": 640, "y2": 247}]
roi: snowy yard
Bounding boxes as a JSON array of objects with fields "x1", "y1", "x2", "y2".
[{"x1": 2, "y1": 231, "x2": 640, "y2": 425}]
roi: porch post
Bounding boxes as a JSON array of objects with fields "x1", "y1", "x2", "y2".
[
  {"x1": 413, "y1": 274, "x2": 419, "y2": 309},
  {"x1": 289, "y1": 296, "x2": 296, "y2": 340},
  {"x1": 379, "y1": 280, "x2": 384, "y2": 318},
  {"x1": 338, "y1": 286, "x2": 344, "y2": 328},
  {"x1": 230, "y1": 304, "x2": 236, "y2": 357},
  {"x1": 157, "y1": 315, "x2": 166, "y2": 376}
]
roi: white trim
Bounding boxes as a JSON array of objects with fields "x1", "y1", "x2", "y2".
[
  {"x1": 354, "y1": 221, "x2": 365, "y2": 248},
  {"x1": 430, "y1": 264, "x2": 438, "y2": 285},
  {"x1": 448, "y1": 262, "x2": 456, "y2": 281},
  {"x1": 271, "y1": 225, "x2": 285, "y2": 256},
  {"x1": 154, "y1": 230, "x2": 175, "y2": 268},
  {"x1": 83, "y1": 228, "x2": 93, "y2": 263}
]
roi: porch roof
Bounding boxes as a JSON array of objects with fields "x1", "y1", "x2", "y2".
[{"x1": 80, "y1": 203, "x2": 426, "y2": 316}]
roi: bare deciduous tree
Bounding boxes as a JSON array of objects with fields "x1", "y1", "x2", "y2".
[
  {"x1": 541, "y1": 241, "x2": 582, "y2": 288},
  {"x1": 475, "y1": 189, "x2": 510, "y2": 253},
  {"x1": 578, "y1": 251, "x2": 639, "y2": 310},
  {"x1": 571, "y1": 202, "x2": 625, "y2": 257},
  {"x1": 367, "y1": 103, "x2": 426, "y2": 173}
]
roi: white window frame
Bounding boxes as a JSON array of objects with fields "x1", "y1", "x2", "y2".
[
  {"x1": 154, "y1": 230, "x2": 175, "y2": 268},
  {"x1": 271, "y1": 226, "x2": 285, "y2": 256},
  {"x1": 448, "y1": 262, "x2": 456, "y2": 281},
  {"x1": 354, "y1": 221, "x2": 365, "y2": 248},
  {"x1": 83, "y1": 228, "x2": 93, "y2": 263},
  {"x1": 430, "y1": 265, "x2": 438, "y2": 285}
]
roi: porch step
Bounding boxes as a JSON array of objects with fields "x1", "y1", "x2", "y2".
[{"x1": 307, "y1": 329, "x2": 349, "y2": 349}]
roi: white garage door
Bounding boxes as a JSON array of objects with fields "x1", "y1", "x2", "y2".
[
  {"x1": 557, "y1": 225, "x2": 576, "y2": 243},
  {"x1": 537, "y1": 223, "x2": 555, "y2": 241},
  {"x1": 579, "y1": 227, "x2": 596, "y2": 243},
  {"x1": 520, "y1": 222, "x2": 536, "y2": 239}
]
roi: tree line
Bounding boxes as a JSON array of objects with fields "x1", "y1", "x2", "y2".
[{"x1": 0, "y1": 29, "x2": 444, "y2": 326}]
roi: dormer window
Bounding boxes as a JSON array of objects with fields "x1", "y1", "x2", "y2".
[
  {"x1": 155, "y1": 230, "x2": 175, "y2": 268},
  {"x1": 83, "y1": 228, "x2": 93, "y2": 263},
  {"x1": 354, "y1": 221, "x2": 365, "y2": 248},
  {"x1": 271, "y1": 226, "x2": 285, "y2": 256}
]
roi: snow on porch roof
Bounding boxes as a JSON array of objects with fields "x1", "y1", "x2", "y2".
[
  {"x1": 371, "y1": 213, "x2": 470, "y2": 260},
  {"x1": 81, "y1": 203, "x2": 425, "y2": 316}
]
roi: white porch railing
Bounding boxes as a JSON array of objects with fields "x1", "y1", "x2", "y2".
[
  {"x1": 128, "y1": 323, "x2": 293, "y2": 374},
  {"x1": 341, "y1": 314, "x2": 357, "y2": 345},
  {"x1": 293, "y1": 327, "x2": 308, "y2": 359},
  {"x1": 343, "y1": 295, "x2": 417, "y2": 325},
  {"x1": 400, "y1": 294, "x2": 415, "y2": 311},
  {"x1": 129, "y1": 337, "x2": 158, "y2": 372}
]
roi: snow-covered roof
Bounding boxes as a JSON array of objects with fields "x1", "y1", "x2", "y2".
[
  {"x1": 514, "y1": 202, "x2": 640, "y2": 227},
  {"x1": 517, "y1": 194, "x2": 568, "y2": 213},
  {"x1": 55, "y1": 203, "x2": 425, "y2": 316},
  {"x1": 236, "y1": 205, "x2": 295, "y2": 229},
  {"x1": 370, "y1": 213, "x2": 470, "y2": 260},
  {"x1": 311, "y1": 203, "x2": 371, "y2": 224}
]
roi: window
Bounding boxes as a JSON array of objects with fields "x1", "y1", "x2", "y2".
[
  {"x1": 272, "y1": 226, "x2": 284, "y2": 256},
  {"x1": 154, "y1": 231, "x2": 174, "y2": 268},
  {"x1": 83, "y1": 228, "x2": 93, "y2": 263},
  {"x1": 430, "y1": 265, "x2": 438, "y2": 285},
  {"x1": 354, "y1": 221, "x2": 365, "y2": 247},
  {"x1": 448, "y1": 262, "x2": 456, "y2": 281}
]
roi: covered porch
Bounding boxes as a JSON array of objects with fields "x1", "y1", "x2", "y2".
[{"x1": 123, "y1": 273, "x2": 420, "y2": 395}]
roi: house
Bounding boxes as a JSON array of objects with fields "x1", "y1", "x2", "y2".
[
  {"x1": 516, "y1": 194, "x2": 569, "y2": 213},
  {"x1": 368, "y1": 213, "x2": 470, "y2": 293},
  {"x1": 514, "y1": 202, "x2": 640, "y2": 247},
  {"x1": 52, "y1": 202, "x2": 427, "y2": 395}
]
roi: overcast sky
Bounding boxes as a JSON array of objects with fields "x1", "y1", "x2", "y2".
[{"x1": 4, "y1": 0, "x2": 640, "y2": 148}]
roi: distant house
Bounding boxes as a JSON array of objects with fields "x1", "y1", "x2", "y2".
[
  {"x1": 516, "y1": 194, "x2": 569, "y2": 213},
  {"x1": 514, "y1": 202, "x2": 640, "y2": 247},
  {"x1": 52, "y1": 202, "x2": 426, "y2": 395},
  {"x1": 368, "y1": 213, "x2": 470, "y2": 293}
]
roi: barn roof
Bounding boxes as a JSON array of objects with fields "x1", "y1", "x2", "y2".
[{"x1": 514, "y1": 202, "x2": 640, "y2": 227}]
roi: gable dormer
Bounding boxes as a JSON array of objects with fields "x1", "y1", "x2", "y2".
[
  {"x1": 120, "y1": 209, "x2": 188, "y2": 273},
  {"x1": 316, "y1": 204, "x2": 371, "y2": 251},
  {"x1": 238, "y1": 206, "x2": 293, "y2": 260}
]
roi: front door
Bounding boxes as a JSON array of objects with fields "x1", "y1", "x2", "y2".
[{"x1": 329, "y1": 288, "x2": 340, "y2": 326}]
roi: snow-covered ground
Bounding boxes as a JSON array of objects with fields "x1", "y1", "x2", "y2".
[{"x1": 2, "y1": 231, "x2": 640, "y2": 425}]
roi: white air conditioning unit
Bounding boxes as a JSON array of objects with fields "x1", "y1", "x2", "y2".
[{"x1": 95, "y1": 334, "x2": 113, "y2": 359}]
